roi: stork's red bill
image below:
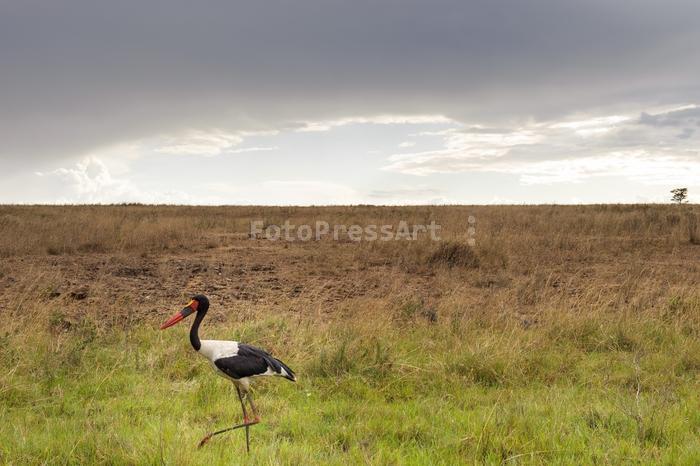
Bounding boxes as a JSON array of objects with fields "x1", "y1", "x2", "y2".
[{"x1": 160, "y1": 299, "x2": 197, "y2": 329}]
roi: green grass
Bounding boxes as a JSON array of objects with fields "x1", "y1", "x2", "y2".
[{"x1": 2, "y1": 309, "x2": 700, "y2": 465}]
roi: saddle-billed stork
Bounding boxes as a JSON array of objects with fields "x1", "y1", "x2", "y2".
[{"x1": 160, "y1": 295, "x2": 296, "y2": 451}]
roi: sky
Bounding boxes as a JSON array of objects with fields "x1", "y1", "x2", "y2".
[{"x1": 1, "y1": 0, "x2": 699, "y2": 205}]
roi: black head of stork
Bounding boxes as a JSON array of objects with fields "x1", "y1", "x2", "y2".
[{"x1": 160, "y1": 294, "x2": 209, "y2": 330}]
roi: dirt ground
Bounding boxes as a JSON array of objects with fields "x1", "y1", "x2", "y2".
[{"x1": 2, "y1": 225, "x2": 698, "y2": 333}]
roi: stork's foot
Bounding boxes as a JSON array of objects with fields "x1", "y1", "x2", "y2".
[
  {"x1": 196, "y1": 419, "x2": 259, "y2": 449},
  {"x1": 244, "y1": 416, "x2": 261, "y2": 425},
  {"x1": 198, "y1": 433, "x2": 213, "y2": 448}
]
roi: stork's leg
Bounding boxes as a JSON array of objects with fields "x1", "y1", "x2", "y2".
[
  {"x1": 238, "y1": 385, "x2": 253, "y2": 453},
  {"x1": 246, "y1": 390, "x2": 261, "y2": 422},
  {"x1": 197, "y1": 385, "x2": 258, "y2": 450},
  {"x1": 236, "y1": 385, "x2": 250, "y2": 423}
]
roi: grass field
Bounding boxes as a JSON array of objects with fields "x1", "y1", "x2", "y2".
[{"x1": 1, "y1": 204, "x2": 699, "y2": 464}]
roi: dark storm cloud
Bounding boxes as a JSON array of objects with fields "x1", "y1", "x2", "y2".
[{"x1": 1, "y1": 0, "x2": 699, "y2": 167}]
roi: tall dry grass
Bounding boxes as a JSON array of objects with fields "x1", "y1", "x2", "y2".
[{"x1": 1, "y1": 204, "x2": 698, "y2": 257}]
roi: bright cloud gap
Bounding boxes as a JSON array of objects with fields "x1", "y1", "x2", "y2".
[{"x1": 27, "y1": 105, "x2": 700, "y2": 204}]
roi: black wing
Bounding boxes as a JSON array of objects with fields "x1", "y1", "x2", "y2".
[{"x1": 214, "y1": 344, "x2": 295, "y2": 380}]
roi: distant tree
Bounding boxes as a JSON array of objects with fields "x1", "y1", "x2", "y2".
[{"x1": 671, "y1": 188, "x2": 688, "y2": 204}]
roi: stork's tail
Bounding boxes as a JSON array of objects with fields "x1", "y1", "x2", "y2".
[{"x1": 275, "y1": 358, "x2": 296, "y2": 382}]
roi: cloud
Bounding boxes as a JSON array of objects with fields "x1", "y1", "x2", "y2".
[
  {"x1": 517, "y1": 151, "x2": 700, "y2": 186},
  {"x1": 3, "y1": 2, "x2": 700, "y2": 204},
  {"x1": 678, "y1": 128, "x2": 695, "y2": 140},
  {"x1": 227, "y1": 146, "x2": 279, "y2": 154},
  {"x1": 638, "y1": 105, "x2": 700, "y2": 127},
  {"x1": 155, "y1": 130, "x2": 243, "y2": 156},
  {"x1": 383, "y1": 105, "x2": 700, "y2": 185},
  {"x1": 154, "y1": 131, "x2": 278, "y2": 156},
  {"x1": 36, "y1": 157, "x2": 133, "y2": 200},
  {"x1": 35, "y1": 157, "x2": 193, "y2": 203},
  {"x1": 548, "y1": 115, "x2": 631, "y2": 137},
  {"x1": 384, "y1": 127, "x2": 544, "y2": 175},
  {"x1": 3, "y1": 0, "x2": 699, "y2": 168},
  {"x1": 296, "y1": 115, "x2": 455, "y2": 132}
]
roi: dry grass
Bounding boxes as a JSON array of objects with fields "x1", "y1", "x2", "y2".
[
  {"x1": 0, "y1": 204, "x2": 697, "y2": 257},
  {"x1": 1, "y1": 204, "x2": 699, "y2": 464}
]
